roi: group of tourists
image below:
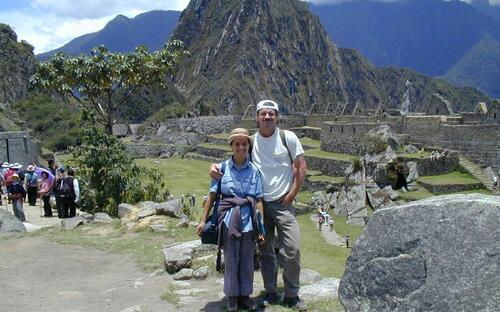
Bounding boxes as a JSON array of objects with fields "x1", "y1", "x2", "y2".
[
  {"x1": 0, "y1": 160, "x2": 80, "y2": 222},
  {"x1": 196, "y1": 100, "x2": 308, "y2": 312},
  {"x1": 317, "y1": 206, "x2": 334, "y2": 231},
  {"x1": 430, "y1": 149, "x2": 449, "y2": 161}
]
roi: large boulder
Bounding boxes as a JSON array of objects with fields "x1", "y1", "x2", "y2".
[
  {"x1": 0, "y1": 210, "x2": 26, "y2": 233},
  {"x1": 339, "y1": 194, "x2": 500, "y2": 312},
  {"x1": 139, "y1": 198, "x2": 183, "y2": 218},
  {"x1": 163, "y1": 240, "x2": 218, "y2": 274}
]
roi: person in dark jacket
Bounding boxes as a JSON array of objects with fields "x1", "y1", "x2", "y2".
[
  {"x1": 7, "y1": 174, "x2": 27, "y2": 222},
  {"x1": 59, "y1": 168, "x2": 79, "y2": 218},
  {"x1": 197, "y1": 128, "x2": 264, "y2": 312},
  {"x1": 54, "y1": 167, "x2": 65, "y2": 218}
]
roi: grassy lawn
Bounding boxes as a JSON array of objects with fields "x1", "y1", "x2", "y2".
[
  {"x1": 298, "y1": 214, "x2": 364, "y2": 278},
  {"x1": 299, "y1": 137, "x2": 321, "y2": 149},
  {"x1": 305, "y1": 149, "x2": 356, "y2": 162},
  {"x1": 398, "y1": 151, "x2": 430, "y2": 159},
  {"x1": 418, "y1": 171, "x2": 479, "y2": 185},
  {"x1": 135, "y1": 157, "x2": 215, "y2": 219},
  {"x1": 29, "y1": 220, "x2": 198, "y2": 272},
  {"x1": 308, "y1": 175, "x2": 345, "y2": 184},
  {"x1": 197, "y1": 142, "x2": 232, "y2": 151},
  {"x1": 206, "y1": 133, "x2": 230, "y2": 140},
  {"x1": 399, "y1": 187, "x2": 434, "y2": 201}
]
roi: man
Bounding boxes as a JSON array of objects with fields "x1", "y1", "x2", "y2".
[
  {"x1": 59, "y1": 168, "x2": 80, "y2": 218},
  {"x1": 25, "y1": 165, "x2": 38, "y2": 206},
  {"x1": 211, "y1": 100, "x2": 307, "y2": 311}
]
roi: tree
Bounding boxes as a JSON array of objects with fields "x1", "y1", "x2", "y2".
[
  {"x1": 68, "y1": 111, "x2": 168, "y2": 216},
  {"x1": 30, "y1": 41, "x2": 188, "y2": 134}
]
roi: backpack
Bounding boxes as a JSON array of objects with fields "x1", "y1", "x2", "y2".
[
  {"x1": 57, "y1": 178, "x2": 71, "y2": 196},
  {"x1": 4, "y1": 170, "x2": 15, "y2": 187},
  {"x1": 250, "y1": 129, "x2": 292, "y2": 163}
]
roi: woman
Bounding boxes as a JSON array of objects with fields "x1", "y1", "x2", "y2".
[
  {"x1": 38, "y1": 171, "x2": 52, "y2": 217},
  {"x1": 196, "y1": 128, "x2": 264, "y2": 312},
  {"x1": 7, "y1": 174, "x2": 26, "y2": 222}
]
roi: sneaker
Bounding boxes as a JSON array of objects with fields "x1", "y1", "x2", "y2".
[
  {"x1": 238, "y1": 296, "x2": 257, "y2": 311},
  {"x1": 258, "y1": 291, "x2": 282, "y2": 307},
  {"x1": 227, "y1": 296, "x2": 238, "y2": 312},
  {"x1": 283, "y1": 296, "x2": 307, "y2": 311}
]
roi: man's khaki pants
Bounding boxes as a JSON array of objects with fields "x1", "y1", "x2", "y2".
[{"x1": 260, "y1": 200, "x2": 301, "y2": 298}]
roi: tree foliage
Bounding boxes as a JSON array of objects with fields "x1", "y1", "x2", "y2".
[
  {"x1": 69, "y1": 112, "x2": 168, "y2": 216},
  {"x1": 30, "y1": 41, "x2": 188, "y2": 134}
]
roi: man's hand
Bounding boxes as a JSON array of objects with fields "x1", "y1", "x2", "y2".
[
  {"x1": 257, "y1": 234, "x2": 265, "y2": 245},
  {"x1": 196, "y1": 221, "x2": 205, "y2": 236},
  {"x1": 209, "y1": 164, "x2": 223, "y2": 180},
  {"x1": 280, "y1": 193, "x2": 294, "y2": 205}
]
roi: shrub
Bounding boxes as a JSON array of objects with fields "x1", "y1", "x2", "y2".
[{"x1": 69, "y1": 112, "x2": 168, "y2": 216}]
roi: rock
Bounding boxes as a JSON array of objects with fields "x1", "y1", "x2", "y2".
[
  {"x1": 119, "y1": 305, "x2": 142, "y2": 312},
  {"x1": 0, "y1": 210, "x2": 26, "y2": 233},
  {"x1": 163, "y1": 240, "x2": 217, "y2": 274},
  {"x1": 22, "y1": 222, "x2": 42, "y2": 232},
  {"x1": 92, "y1": 212, "x2": 112, "y2": 223},
  {"x1": 333, "y1": 185, "x2": 367, "y2": 225},
  {"x1": 171, "y1": 281, "x2": 191, "y2": 289},
  {"x1": 150, "y1": 224, "x2": 168, "y2": 232},
  {"x1": 118, "y1": 203, "x2": 136, "y2": 218},
  {"x1": 176, "y1": 216, "x2": 190, "y2": 228},
  {"x1": 78, "y1": 212, "x2": 94, "y2": 223},
  {"x1": 300, "y1": 268, "x2": 321, "y2": 285},
  {"x1": 173, "y1": 268, "x2": 193, "y2": 280},
  {"x1": 193, "y1": 266, "x2": 210, "y2": 280},
  {"x1": 137, "y1": 207, "x2": 157, "y2": 219},
  {"x1": 61, "y1": 217, "x2": 84, "y2": 230},
  {"x1": 381, "y1": 185, "x2": 399, "y2": 200},
  {"x1": 406, "y1": 161, "x2": 419, "y2": 183},
  {"x1": 174, "y1": 288, "x2": 208, "y2": 296},
  {"x1": 404, "y1": 144, "x2": 419, "y2": 154},
  {"x1": 368, "y1": 125, "x2": 402, "y2": 151},
  {"x1": 339, "y1": 194, "x2": 500, "y2": 312},
  {"x1": 299, "y1": 278, "x2": 341, "y2": 301},
  {"x1": 140, "y1": 198, "x2": 183, "y2": 218}
]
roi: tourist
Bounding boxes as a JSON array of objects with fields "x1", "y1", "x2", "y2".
[
  {"x1": 38, "y1": 171, "x2": 52, "y2": 217},
  {"x1": 328, "y1": 218, "x2": 335, "y2": 231},
  {"x1": 54, "y1": 167, "x2": 65, "y2": 218},
  {"x1": 48, "y1": 159, "x2": 56, "y2": 176},
  {"x1": 59, "y1": 168, "x2": 80, "y2": 218},
  {"x1": 493, "y1": 175, "x2": 498, "y2": 189},
  {"x1": 197, "y1": 128, "x2": 265, "y2": 312},
  {"x1": 210, "y1": 100, "x2": 307, "y2": 311},
  {"x1": 317, "y1": 207, "x2": 325, "y2": 231},
  {"x1": 7, "y1": 174, "x2": 26, "y2": 222},
  {"x1": 25, "y1": 164, "x2": 38, "y2": 206}
]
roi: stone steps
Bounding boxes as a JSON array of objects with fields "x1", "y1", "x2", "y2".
[{"x1": 459, "y1": 156, "x2": 499, "y2": 194}]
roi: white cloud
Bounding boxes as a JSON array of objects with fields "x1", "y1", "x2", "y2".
[{"x1": 0, "y1": 0, "x2": 191, "y2": 53}]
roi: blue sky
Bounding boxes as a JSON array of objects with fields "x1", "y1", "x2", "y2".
[{"x1": 0, "y1": 0, "x2": 497, "y2": 54}]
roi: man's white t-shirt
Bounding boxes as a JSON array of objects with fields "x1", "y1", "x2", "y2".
[{"x1": 251, "y1": 128, "x2": 304, "y2": 202}]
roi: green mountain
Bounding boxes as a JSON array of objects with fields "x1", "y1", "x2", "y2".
[
  {"x1": 37, "y1": 10, "x2": 181, "y2": 61},
  {"x1": 309, "y1": 0, "x2": 500, "y2": 98},
  {"x1": 171, "y1": 0, "x2": 490, "y2": 114}
]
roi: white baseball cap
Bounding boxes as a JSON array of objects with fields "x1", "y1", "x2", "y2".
[{"x1": 256, "y1": 100, "x2": 279, "y2": 112}]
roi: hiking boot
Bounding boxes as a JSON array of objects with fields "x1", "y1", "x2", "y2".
[
  {"x1": 227, "y1": 296, "x2": 238, "y2": 312},
  {"x1": 238, "y1": 296, "x2": 257, "y2": 311},
  {"x1": 258, "y1": 291, "x2": 282, "y2": 307},
  {"x1": 283, "y1": 296, "x2": 307, "y2": 311}
]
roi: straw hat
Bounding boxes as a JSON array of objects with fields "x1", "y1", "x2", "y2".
[
  {"x1": 27, "y1": 164, "x2": 36, "y2": 172},
  {"x1": 1, "y1": 162, "x2": 11, "y2": 168},
  {"x1": 11, "y1": 174, "x2": 19, "y2": 181},
  {"x1": 11, "y1": 163, "x2": 22, "y2": 169},
  {"x1": 228, "y1": 128, "x2": 252, "y2": 145}
]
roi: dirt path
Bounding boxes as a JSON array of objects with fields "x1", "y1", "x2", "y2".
[
  {"x1": 309, "y1": 214, "x2": 345, "y2": 247},
  {"x1": 0, "y1": 235, "x2": 175, "y2": 312}
]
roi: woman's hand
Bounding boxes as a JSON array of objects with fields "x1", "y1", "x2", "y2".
[
  {"x1": 196, "y1": 221, "x2": 206, "y2": 236},
  {"x1": 257, "y1": 234, "x2": 265, "y2": 245}
]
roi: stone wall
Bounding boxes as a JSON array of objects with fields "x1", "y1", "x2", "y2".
[
  {"x1": 125, "y1": 144, "x2": 193, "y2": 159},
  {"x1": 397, "y1": 154, "x2": 460, "y2": 176},
  {"x1": 305, "y1": 155, "x2": 352, "y2": 176},
  {"x1": 291, "y1": 126, "x2": 321, "y2": 140},
  {"x1": 0, "y1": 131, "x2": 38, "y2": 166},
  {"x1": 155, "y1": 116, "x2": 238, "y2": 145},
  {"x1": 418, "y1": 181, "x2": 483, "y2": 194}
]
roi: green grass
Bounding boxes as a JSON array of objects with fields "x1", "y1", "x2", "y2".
[
  {"x1": 135, "y1": 157, "x2": 215, "y2": 220},
  {"x1": 398, "y1": 151, "x2": 430, "y2": 159},
  {"x1": 308, "y1": 175, "x2": 345, "y2": 184},
  {"x1": 161, "y1": 284, "x2": 180, "y2": 305},
  {"x1": 296, "y1": 190, "x2": 313, "y2": 204},
  {"x1": 30, "y1": 220, "x2": 197, "y2": 272},
  {"x1": 197, "y1": 142, "x2": 232, "y2": 152},
  {"x1": 206, "y1": 133, "x2": 230, "y2": 139},
  {"x1": 298, "y1": 214, "x2": 363, "y2": 278},
  {"x1": 305, "y1": 149, "x2": 356, "y2": 162},
  {"x1": 299, "y1": 137, "x2": 321, "y2": 149},
  {"x1": 418, "y1": 172, "x2": 479, "y2": 185},
  {"x1": 399, "y1": 187, "x2": 435, "y2": 201}
]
